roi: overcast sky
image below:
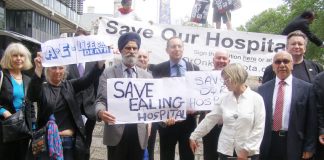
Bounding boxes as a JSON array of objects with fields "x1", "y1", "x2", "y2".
[{"x1": 83, "y1": 0, "x2": 284, "y2": 30}]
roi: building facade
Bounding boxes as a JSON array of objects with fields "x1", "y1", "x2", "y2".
[{"x1": 1, "y1": 0, "x2": 85, "y2": 43}]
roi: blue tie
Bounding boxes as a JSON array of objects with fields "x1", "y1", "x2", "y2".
[{"x1": 174, "y1": 64, "x2": 181, "y2": 77}]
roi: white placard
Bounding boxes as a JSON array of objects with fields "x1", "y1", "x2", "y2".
[
  {"x1": 41, "y1": 35, "x2": 113, "y2": 67},
  {"x1": 107, "y1": 77, "x2": 187, "y2": 124},
  {"x1": 186, "y1": 71, "x2": 227, "y2": 111}
]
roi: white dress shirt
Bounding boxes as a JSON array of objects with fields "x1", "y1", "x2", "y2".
[
  {"x1": 272, "y1": 75, "x2": 292, "y2": 131},
  {"x1": 190, "y1": 87, "x2": 265, "y2": 156}
]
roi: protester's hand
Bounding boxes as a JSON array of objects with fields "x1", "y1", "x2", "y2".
[
  {"x1": 2, "y1": 111, "x2": 12, "y2": 119},
  {"x1": 34, "y1": 52, "x2": 43, "y2": 78},
  {"x1": 302, "y1": 151, "x2": 313, "y2": 159},
  {"x1": 237, "y1": 149, "x2": 248, "y2": 160},
  {"x1": 98, "y1": 110, "x2": 116, "y2": 124},
  {"x1": 165, "y1": 118, "x2": 176, "y2": 126},
  {"x1": 97, "y1": 60, "x2": 106, "y2": 69},
  {"x1": 319, "y1": 134, "x2": 324, "y2": 145},
  {"x1": 189, "y1": 139, "x2": 199, "y2": 153}
]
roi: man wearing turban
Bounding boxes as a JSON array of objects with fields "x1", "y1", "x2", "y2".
[{"x1": 95, "y1": 32, "x2": 152, "y2": 160}]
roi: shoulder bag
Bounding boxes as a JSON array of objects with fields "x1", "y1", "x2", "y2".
[{"x1": 1, "y1": 101, "x2": 31, "y2": 143}]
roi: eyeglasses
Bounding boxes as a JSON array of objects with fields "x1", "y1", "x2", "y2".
[{"x1": 274, "y1": 59, "x2": 290, "y2": 65}]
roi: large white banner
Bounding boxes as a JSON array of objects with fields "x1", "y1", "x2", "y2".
[
  {"x1": 107, "y1": 78, "x2": 187, "y2": 124},
  {"x1": 97, "y1": 17, "x2": 286, "y2": 76},
  {"x1": 41, "y1": 35, "x2": 113, "y2": 67},
  {"x1": 186, "y1": 70, "x2": 227, "y2": 111}
]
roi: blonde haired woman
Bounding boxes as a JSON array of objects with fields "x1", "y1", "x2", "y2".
[
  {"x1": 0, "y1": 42, "x2": 35, "y2": 160},
  {"x1": 190, "y1": 63, "x2": 265, "y2": 160}
]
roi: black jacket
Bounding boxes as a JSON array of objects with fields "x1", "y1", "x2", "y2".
[
  {"x1": 28, "y1": 65, "x2": 104, "y2": 160},
  {"x1": 282, "y1": 16, "x2": 322, "y2": 46},
  {"x1": 262, "y1": 59, "x2": 323, "y2": 84},
  {"x1": 314, "y1": 72, "x2": 324, "y2": 135},
  {"x1": 0, "y1": 70, "x2": 35, "y2": 133}
]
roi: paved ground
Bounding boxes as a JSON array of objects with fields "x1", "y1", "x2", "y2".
[{"x1": 90, "y1": 122, "x2": 204, "y2": 160}]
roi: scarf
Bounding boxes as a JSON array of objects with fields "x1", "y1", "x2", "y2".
[
  {"x1": 47, "y1": 114, "x2": 64, "y2": 160},
  {"x1": 118, "y1": 7, "x2": 133, "y2": 15}
]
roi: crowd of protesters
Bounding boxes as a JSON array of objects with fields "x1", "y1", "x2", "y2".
[{"x1": 0, "y1": 5, "x2": 323, "y2": 160}]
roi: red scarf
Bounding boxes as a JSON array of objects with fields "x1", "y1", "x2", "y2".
[{"x1": 118, "y1": 8, "x2": 133, "y2": 15}]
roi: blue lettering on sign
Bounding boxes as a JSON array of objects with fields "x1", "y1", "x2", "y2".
[
  {"x1": 77, "y1": 40, "x2": 111, "y2": 56},
  {"x1": 61, "y1": 43, "x2": 71, "y2": 57},
  {"x1": 44, "y1": 46, "x2": 58, "y2": 60}
]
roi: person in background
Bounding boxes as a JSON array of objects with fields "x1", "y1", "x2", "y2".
[
  {"x1": 212, "y1": 0, "x2": 232, "y2": 30},
  {"x1": 115, "y1": 0, "x2": 141, "y2": 21},
  {"x1": 66, "y1": 28, "x2": 99, "y2": 160},
  {"x1": 190, "y1": 63, "x2": 265, "y2": 160},
  {"x1": 30, "y1": 53, "x2": 105, "y2": 160},
  {"x1": 313, "y1": 72, "x2": 324, "y2": 160},
  {"x1": 258, "y1": 51, "x2": 316, "y2": 160},
  {"x1": 95, "y1": 32, "x2": 151, "y2": 160},
  {"x1": 0, "y1": 43, "x2": 35, "y2": 160},
  {"x1": 282, "y1": 10, "x2": 324, "y2": 48},
  {"x1": 262, "y1": 30, "x2": 323, "y2": 84},
  {"x1": 152, "y1": 36, "x2": 199, "y2": 160},
  {"x1": 136, "y1": 49, "x2": 156, "y2": 160},
  {"x1": 199, "y1": 49, "x2": 230, "y2": 160}
]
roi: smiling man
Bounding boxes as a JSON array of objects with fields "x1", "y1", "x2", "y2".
[
  {"x1": 258, "y1": 51, "x2": 317, "y2": 160},
  {"x1": 262, "y1": 30, "x2": 323, "y2": 84}
]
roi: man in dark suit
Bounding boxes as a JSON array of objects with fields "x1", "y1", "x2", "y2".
[
  {"x1": 66, "y1": 28, "x2": 98, "y2": 160},
  {"x1": 258, "y1": 51, "x2": 317, "y2": 160},
  {"x1": 95, "y1": 32, "x2": 151, "y2": 160},
  {"x1": 262, "y1": 30, "x2": 323, "y2": 84},
  {"x1": 313, "y1": 72, "x2": 324, "y2": 160},
  {"x1": 152, "y1": 36, "x2": 199, "y2": 160},
  {"x1": 282, "y1": 10, "x2": 323, "y2": 47}
]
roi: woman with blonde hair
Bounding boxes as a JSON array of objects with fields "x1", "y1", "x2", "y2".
[
  {"x1": 190, "y1": 63, "x2": 265, "y2": 160},
  {"x1": 0, "y1": 42, "x2": 35, "y2": 160}
]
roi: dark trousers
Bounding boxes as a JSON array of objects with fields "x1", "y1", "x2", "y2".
[
  {"x1": 199, "y1": 112, "x2": 222, "y2": 160},
  {"x1": 203, "y1": 125, "x2": 222, "y2": 160},
  {"x1": 84, "y1": 119, "x2": 96, "y2": 160},
  {"x1": 147, "y1": 122, "x2": 158, "y2": 160},
  {"x1": 107, "y1": 124, "x2": 144, "y2": 160},
  {"x1": 219, "y1": 153, "x2": 259, "y2": 160},
  {"x1": 268, "y1": 131, "x2": 288, "y2": 160},
  {"x1": 0, "y1": 138, "x2": 29, "y2": 160},
  {"x1": 315, "y1": 142, "x2": 324, "y2": 160},
  {"x1": 159, "y1": 115, "x2": 196, "y2": 160}
]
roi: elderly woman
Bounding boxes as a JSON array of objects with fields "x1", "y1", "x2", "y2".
[
  {"x1": 0, "y1": 43, "x2": 35, "y2": 160},
  {"x1": 28, "y1": 53, "x2": 105, "y2": 160},
  {"x1": 189, "y1": 63, "x2": 265, "y2": 160}
]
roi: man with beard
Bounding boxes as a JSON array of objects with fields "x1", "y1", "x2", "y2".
[
  {"x1": 152, "y1": 36, "x2": 199, "y2": 160},
  {"x1": 95, "y1": 32, "x2": 152, "y2": 160}
]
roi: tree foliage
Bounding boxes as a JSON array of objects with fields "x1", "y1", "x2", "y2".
[{"x1": 238, "y1": 0, "x2": 324, "y2": 63}]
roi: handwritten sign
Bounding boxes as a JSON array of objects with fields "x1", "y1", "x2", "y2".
[
  {"x1": 107, "y1": 77, "x2": 187, "y2": 124},
  {"x1": 186, "y1": 71, "x2": 227, "y2": 110},
  {"x1": 41, "y1": 35, "x2": 113, "y2": 67}
]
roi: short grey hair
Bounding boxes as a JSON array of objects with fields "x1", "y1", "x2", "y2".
[
  {"x1": 221, "y1": 63, "x2": 248, "y2": 85},
  {"x1": 44, "y1": 66, "x2": 68, "y2": 83}
]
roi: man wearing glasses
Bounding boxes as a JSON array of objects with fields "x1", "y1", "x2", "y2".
[
  {"x1": 258, "y1": 51, "x2": 317, "y2": 160},
  {"x1": 262, "y1": 30, "x2": 323, "y2": 84}
]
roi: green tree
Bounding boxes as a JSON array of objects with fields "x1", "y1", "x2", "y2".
[{"x1": 239, "y1": 0, "x2": 324, "y2": 63}]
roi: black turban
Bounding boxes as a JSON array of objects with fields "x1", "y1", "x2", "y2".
[{"x1": 118, "y1": 32, "x2": 141, "y2": 51}]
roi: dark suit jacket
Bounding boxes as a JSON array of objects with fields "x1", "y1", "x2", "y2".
[
  {"x1": 258, "y1": 77, "x2": 317, "y2": 160},
  {"x1": 282, "y1": 16, "x2": 322, "y2": 46},
  {"x1": 67, "y1": 62, "x2": 99, "y2": 120},
  {"x1": 262, "y1": 59, "x2": 323, "y2": 84},
  {"x1": 313, "y1": 72, "x2": 324, "y2": 135},
  {"x1": 152, "y1": 59, "x2": 199, "y2": 78}
]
